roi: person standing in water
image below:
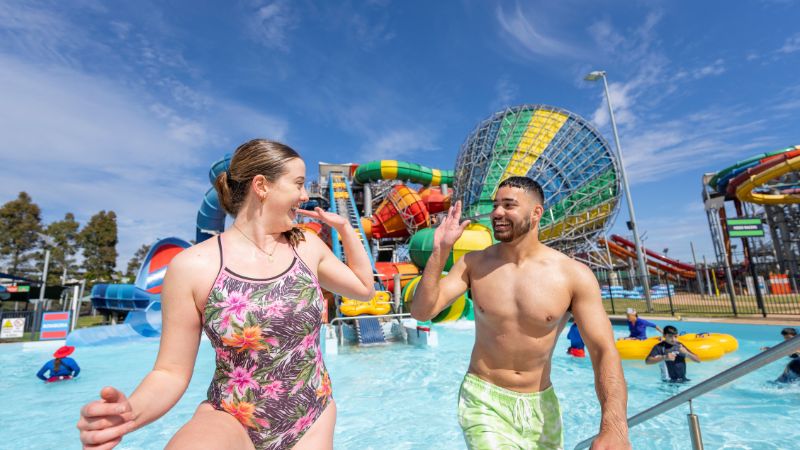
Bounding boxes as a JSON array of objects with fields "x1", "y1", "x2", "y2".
[
  {"x1": 412, "y1": 177, "x2": 630, "y2": 450},
  {"x1": 37, "y1": 345, "x2": 80, "y2": 382},
  {"x1": 77, "y1": 139, "x2": 375, "y2": 450}
]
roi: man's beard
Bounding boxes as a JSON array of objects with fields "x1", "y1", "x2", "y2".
[{"x1": 493, "y1": 217, "x2": 532, "y2": 242}]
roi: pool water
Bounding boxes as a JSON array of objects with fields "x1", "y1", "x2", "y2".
[{"x1": 0, "y1": 320, "x2": 798, "y2": 449}]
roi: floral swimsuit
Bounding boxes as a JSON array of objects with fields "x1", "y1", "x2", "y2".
[{"x1": 203, "y1": 236, "x2": 332, "y2": 449}]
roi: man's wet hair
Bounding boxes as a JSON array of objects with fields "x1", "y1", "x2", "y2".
[
  {"x1": 663, "y1": 325, "x2": 678, "y2": 336},
  {"x1": 781, "y1": 327, "x2": 797, "y2": 337},
  {"x1": 497, "y1": 176, "x2": 545, "y2": 205}
]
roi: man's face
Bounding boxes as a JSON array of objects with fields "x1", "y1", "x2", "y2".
[
  {"x1": 490, "y1": 186, "x2": 541, "y2": 242},
  {"x1": 626, "y1": 313, "x2": 636, "y2": 322},
  {"x1": 664, "y1": 333, "x2": 679, "y2": 345},
  {"x1": 783, "y1": 333, "x2": 796, "y2": 341}
]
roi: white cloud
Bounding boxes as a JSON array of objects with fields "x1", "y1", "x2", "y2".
[
  {"x1": 362, "y1": 128, "x2": 439, "y2": 160},
  {"x1": 495, "y1": 2, "x2": 584, "y2": 59},
  {"x1": 247, "y1": 0, "x2": 297, "y2": 51},
  {"x1": 778, "y1": 33, "x2": 800, "y2": 53},
  {"x1": 491, "y1": 77, "x2": 519, "y2": 112},
  {"x1": 692, "y1": 58, "x2": 726, "y2": 78},
  {"x1": 0, "y1": 56, "x2": 288, "y2": 267}
]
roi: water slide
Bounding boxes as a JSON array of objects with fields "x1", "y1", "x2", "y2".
[
  {"x1": 68, "y1": 237, "x2": 191, "y2": 346},
  {"x1": 196, "y1": 155, "x2": 230, "y2": 242},
  {"x1": 601, "y1": 234, "x2": 696, "y2": 279},
  {"x1": 724, "y1": 146, "x2": 800, "y2": 205},
  {"x1": 328, "y1": 173, "x2": 386, "y2": 344},
  {"x1": 708, "y1": 145, "x2": 800, "y2": 203},
  {"x1": 353, "y1": 160, "x2": 453, "y2": 186}
]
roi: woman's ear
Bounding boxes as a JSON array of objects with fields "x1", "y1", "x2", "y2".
[{"x1": 252, "y1": 174, "x2": 270, "y2": 201}]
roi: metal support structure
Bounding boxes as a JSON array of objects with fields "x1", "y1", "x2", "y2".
[{"x1": 687, "y1": 400, "x2": 704, "y2": 450}]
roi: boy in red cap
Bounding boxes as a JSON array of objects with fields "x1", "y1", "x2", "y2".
[{"x1": 37, "y1": 345, "x2": 80, "y2": 382}]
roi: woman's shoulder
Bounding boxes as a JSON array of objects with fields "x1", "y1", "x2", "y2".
[{"x1": 168, "y1": 237, "x2": 221, "y2": 274}]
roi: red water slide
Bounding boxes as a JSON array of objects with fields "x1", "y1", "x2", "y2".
[{"x1": 605, "y1": 235, "x2": 697, "y2": 279}]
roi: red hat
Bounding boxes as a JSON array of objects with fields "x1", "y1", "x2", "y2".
[{"x1": 53, "y1": 345, "x2": 75, "y2": 358}]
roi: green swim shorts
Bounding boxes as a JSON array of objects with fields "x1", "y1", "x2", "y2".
[{"x1": 458, "y1": 373, "x2": 563, "y2": 450}]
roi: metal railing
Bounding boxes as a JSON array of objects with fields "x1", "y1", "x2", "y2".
[
  {"x1": 329, "y1": 313, "x2": 412, "y2": 345},
  {"x1": 574, "y1": 335, "x2": 800, "y2": 450}
]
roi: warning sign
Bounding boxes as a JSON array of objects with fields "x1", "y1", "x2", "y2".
[{"x1": 1, "y1": 317, "x2": 26, "y2": 339}]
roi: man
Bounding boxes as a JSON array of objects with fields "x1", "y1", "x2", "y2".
[
  {"x1": 761, "y1": 327, "x2": 799, "y2": 359},
  {"x1": 645, "y1": 326, "x2": 700, "y2": 383},
  {"x1": 625, "y1": 308, "x2": 662, "y2": 340},
  {"x1": 411, "y1": 177, "x2": 629, "y2": 450}
]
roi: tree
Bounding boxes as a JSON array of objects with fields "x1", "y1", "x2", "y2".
[
  {"x1": 125, "y1": 244, "x2": 150, "y2": 281},
  {"x1": 41, "y1": 213, "x2": 81, "y2": 284},
  {"x1": 0, "y1": 192, "x2": 42, "y2": 274},
  {"x1": 80, "y1": 211, "x2": 118, "y2": 282}
]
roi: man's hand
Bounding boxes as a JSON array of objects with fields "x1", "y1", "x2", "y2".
[
  {"x1": 433, "y1": 200, "x2": 470, "y2": 250},
  {"x1": 591, "y1": 429, "x2": 631, "y2": 450}
]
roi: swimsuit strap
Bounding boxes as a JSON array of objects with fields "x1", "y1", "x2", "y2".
[{"x1": 216, "y1": 234, "x2": 224, "y2": 272}]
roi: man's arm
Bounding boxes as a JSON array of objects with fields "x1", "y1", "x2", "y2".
[
  {"x1": 680, "y1": 345, "x2": 702, "y2": 363},
  {"x1": 645, "y1": 346, "x2": 666, "y2": 365},
  {"x1": 411, "y1": 201, "x2": 471, "y2": 321},
  {"x1": 411, "y1": 249, "x2": 470, "y2": 321},
  {"x1": 570, "y1": 262, "x2": 630, "y2": 449}
]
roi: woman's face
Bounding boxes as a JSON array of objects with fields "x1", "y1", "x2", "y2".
[{"x1": 265, "y1": 158, "x2": 309, "y2": 230}]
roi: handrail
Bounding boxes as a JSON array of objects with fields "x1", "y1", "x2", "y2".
[
  {"x1": 574, "y1": 335, "x2": 800, "y2": 449},
  {"x1": 328, "y1": 313, "x2": 412, "y2": 325}
]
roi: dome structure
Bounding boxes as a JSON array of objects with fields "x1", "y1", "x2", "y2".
[{"x1": 453, "y1": 104, "x2": 622, "y2": 256}]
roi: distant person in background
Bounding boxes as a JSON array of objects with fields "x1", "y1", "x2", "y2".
[
  {"x1": 37, "y1": 345, "x2": 80, "y2": 382},
  {"x1": 566, "y1": 322, "x2": 585, "y2": 357},
  {"x1": 646, "y1": 326, "x2": 700, "y2": 383},
  {"x1": 761, "y1": 327, "x2": 798, "y2": 359},
  {"x1": 626, "y1": 308, "x2": 663, "y2": 340}
]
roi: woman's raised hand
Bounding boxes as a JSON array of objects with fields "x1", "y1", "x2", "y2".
[
  {"x1": 77, "y1": 386, "x2": 136, "y2": 449},
  {"x1": 296, "y1": 207, "x2": 350, "y2": 231}
]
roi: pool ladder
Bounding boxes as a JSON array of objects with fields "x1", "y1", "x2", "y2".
[{"x1": 574, "y1": 335, "x2": 800, "y2": 450}]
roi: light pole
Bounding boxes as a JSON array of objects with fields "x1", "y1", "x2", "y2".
[{"x1": 585, "y1": 70, "x2": 652, "y2": 311}]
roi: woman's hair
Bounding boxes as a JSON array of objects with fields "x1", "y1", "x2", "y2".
[
  {"x1": 215, "y1": 139, "x2": 306, "y2": 246},
  {"x1": 54, "y1": 357, "x2": 62, "y2": 372}
]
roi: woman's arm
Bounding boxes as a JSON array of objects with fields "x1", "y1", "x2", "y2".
[
  {"x1": 77, "y1": 249, "x2": 205, "y2": 447},
  {"x1": 36, "y1": 361, "x2": 51, "y2": 381},
  {"x1": 126, "y1": 252, "x2": 204, "y2": 429}
]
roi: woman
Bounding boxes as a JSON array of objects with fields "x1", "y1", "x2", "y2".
[
  {"x1": 37, "y1": 345, "x2": 80, "y2": 382},
  {"x1": 77, "y1": 139, "x2": 375, "y2": 450}
]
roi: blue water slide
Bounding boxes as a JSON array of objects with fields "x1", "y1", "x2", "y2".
[
  {"x1": 72, "y1": 237, "x2": 191, "y2": 346},
  {"x1": 196, "y1": 154, "x2": 231, "y2": 242}
]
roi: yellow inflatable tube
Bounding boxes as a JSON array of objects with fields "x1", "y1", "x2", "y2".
[
  {"x1": 340, "y1": 291, "x2": 392, "y2": 316},
  {"x1": 678, "y1": 333, "x2": 739, "y2": 360},
  {"x1": 616, "y1": 337, "x2": 661, "y2": 360},
  {"x1": 615, "y1": 333, "x2": 738, "y2": 361}
]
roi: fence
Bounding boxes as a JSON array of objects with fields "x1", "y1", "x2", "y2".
[{"x1": 595, "y1": 260, "x2": 800, "y2": 317}]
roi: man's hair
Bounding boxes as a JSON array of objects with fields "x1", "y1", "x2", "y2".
[
  {"x1": 663, "y1": 325, "x2": 678, "y2": 336},
  {"x1": 497, "y1": 176, "x2": 545, "y2": 205},
  {"x1": 781, "y1": 327, "x2": 797, "y2": 337}
]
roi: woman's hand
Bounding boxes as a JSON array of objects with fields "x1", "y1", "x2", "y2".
[
  {"x1": 77, "y1": 387, "x2": 136, "y2": 449},
  {"x1": 297, "y1": 207, "x2": 350, "y2": 232}
]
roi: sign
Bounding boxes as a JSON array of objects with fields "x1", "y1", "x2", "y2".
[
  {"x1": 1, "y1": 317, "x2": 26, "y2": 339},
  {"x1": 726, "y1": 218, "x2": 765, "y2": 238},
  {"x1": 4, "y1": 285, "x2": 30, "y2": 293},
  {"x1": 40, "y1": 311, "x2": 70, "y2": 340}
]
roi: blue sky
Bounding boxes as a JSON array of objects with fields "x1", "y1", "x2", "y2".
[{"x1": 1, "y1": 0, "x2": 799, "y2": 268}]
